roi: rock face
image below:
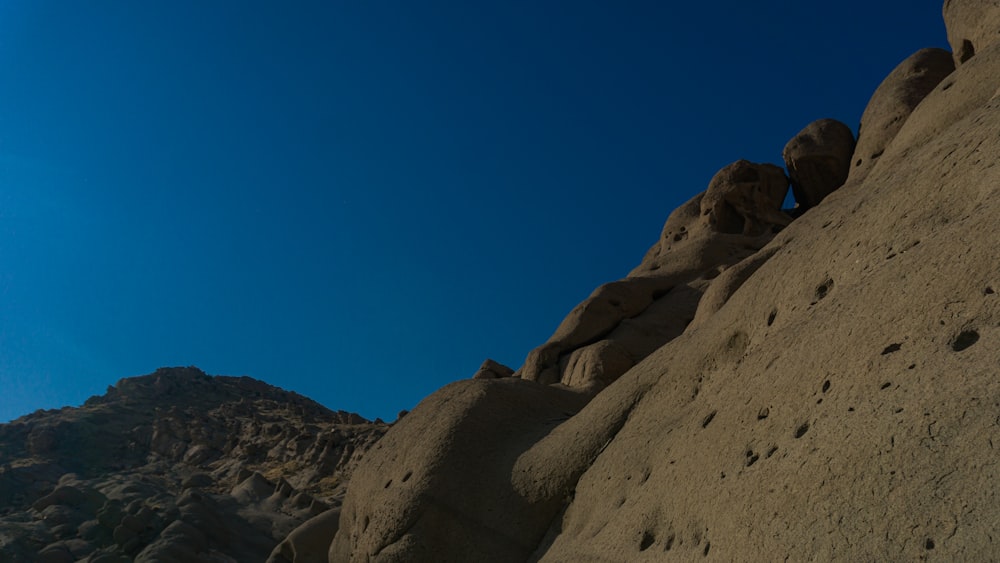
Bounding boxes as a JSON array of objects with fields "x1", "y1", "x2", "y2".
[
  {"x1": 782, "y1": 118, "x2": 856, "y2": 209},
  {"x1": 330, "y1": 2, "x2": 1000, "y2": 561},
  {"x1": 943, "y1": 0, "x2": 1000, "y2": 64},
  {"x1": 0, "y1": 367, "x2": 385, "y2": 562},
  {"x1": 849, "y1": 48, "x2": 954, "y2": 184},
  {"x1": 516, "y1": 159, "x2": 791, "y2": 393},
  {"x1": 332, "y1": 157, "x2": 794, "y2": 561}
]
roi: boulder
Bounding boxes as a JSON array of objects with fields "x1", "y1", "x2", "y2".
[
  {"x1": 267, "y1": 508, "x2": 341, "y2": 563},
  {"x1": 783, "y1": 119, "x2": 856, "y2": 209},
  {"x1": 471, "y1": 359, "x2": 514, "y2": 380},
  {"x1": 849, "y1": 48, "x2": 954, "y2": 184},
  {"x1": 329, "y1": 378, "x2": 588, "y2": 562},
  {"x1": 943, "y1": 0, "x2": 1000, "y2": 65},
  {"x1": 560, "y1": 340, "x2": 634, "y2": 391},
  {"x1": 700, "y1": 160, "x2": 791, "y2": 234}
]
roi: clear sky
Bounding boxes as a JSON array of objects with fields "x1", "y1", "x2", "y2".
[{"x1": 0, "y1": 1, "x2": 947, "y2": 423}]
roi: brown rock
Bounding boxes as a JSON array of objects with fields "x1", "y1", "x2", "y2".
[
  {"x1": 943, "y1": 0, "x2": 1000, "y2": 65},
  {"x1": 560, "y1": 340, "x2": 634, "y2": 391},
  {"x1": 782, "y1": 119, "x2": 855, "y2": 209},
  {"x1": 849, "y1": 48, "x2": 954, "y2": 184},
  {"x1": 267, "y1": 508, "x2": 341, "y2": 563},
  {"x1": 329, "y1": 378, "x2": 588, "y2": 562},
  {"x1": 700, "y1": 160, "x2": 791, "y2": 234},
  {"x1": 471, "y1": 359, "x2": 514, "y2": 380}
]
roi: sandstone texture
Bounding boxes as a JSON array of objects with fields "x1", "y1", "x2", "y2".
[
  {"x1": 329, "y1": 1, "x2": 1000, "y2": 561},
  {"x1": 849, "y1": 48, "x2": 954, "y2": 184},
  {"x1": 0, "y1": 367, "x2": 385, "y2": 562},
  {"x1": 943, "y1": 0, "x2": 1000, "y2": 64}
]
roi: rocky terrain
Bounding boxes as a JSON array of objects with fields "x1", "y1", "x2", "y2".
[
  {"x1": 328, "y1": 1, "x2": 1000, "y2": 561},
  {"x1": 0, "y1": 367, "x2": 385, "y2": 562},
  {"x1": 6, "y1": 1, "x2": 1000, "y2": 562}
]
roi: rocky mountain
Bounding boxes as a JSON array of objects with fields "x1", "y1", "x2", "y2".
[
  {"x1": 0, "y1": 367, "x2": 385, "y2": 562},
  {"x1": 6, "y1": 1, "x2": 1000, "y2": 562},
  {"x1": 327, "y1": 1, "x2": 1000, "y2": 561}
]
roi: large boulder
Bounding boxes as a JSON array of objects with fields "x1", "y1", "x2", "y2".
[
  {"x1": 783, "y1": 119, "x2": 856, "y2": 209},
  {"x1": 517, "y1": 160, "x2": 791, "y2": 393},
  {"x1": 700, "y1": 160, "x2": 791, "y2": 235},
  {"x1": 943, "y1": 0, "x2": 1000, "y2": 65},
  {"x1": 848, "y1": 48, "x2": 954, "y2": 184},
  {"x1": 329, "y1": 378, "x2": 588, "y2": 562}
]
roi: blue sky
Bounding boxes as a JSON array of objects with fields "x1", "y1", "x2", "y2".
[{"x1": 0, "y1": 1, "x2": 946, "y2": 422}]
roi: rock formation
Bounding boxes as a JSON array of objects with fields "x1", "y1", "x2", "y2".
[
  {"x1": 0, "y1": 367, "x2": 385, "y2": 562},
  {"x1": 848, "y1": 48, "x2": 954, "y2": 185},
  {"x1": 8, "y1": 2, "x2": 1000, "y2": 561},
  {"x1": 328, "y1": 1, "x2": 1000, "y2": 560},
  {"x1": 783, "y1": 118, "x2": 855, "y2": 209}
]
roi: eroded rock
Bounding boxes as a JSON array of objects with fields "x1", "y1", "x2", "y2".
[
  {"x1": 849, "y1": 48, "x2": 954, "y2": 184},
  {"x1": 783, "y1": 119, "x2": 856, "y2": 209},
  {"x1": 943, "y1": 0, "x2": 1000, "y2": 65}
]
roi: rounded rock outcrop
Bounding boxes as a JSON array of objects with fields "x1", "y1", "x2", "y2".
[
  {"x1": 849, "y1": 48, "x2": 954, "y2": 184},
  {"x1": 943, "y1": 0, "x2": 1000, "y2": 65},
  {"x1": 700, "y1": 160, "x2": 791, "y2": 234},
  {"x1": 782, "y1": 119, "x2": 855, "y2": 210}
]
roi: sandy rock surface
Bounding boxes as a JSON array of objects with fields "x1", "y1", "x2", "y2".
[
  {"x1": 848, "y1": 48, "x2": 954, "y2": 185},
  {"x1": 329, "y1": 1, "x2": 1000, "y2": 560}
]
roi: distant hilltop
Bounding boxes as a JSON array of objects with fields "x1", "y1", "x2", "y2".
[{"x1": 0, "y1": 367, "x2": 385, "y2": 561}]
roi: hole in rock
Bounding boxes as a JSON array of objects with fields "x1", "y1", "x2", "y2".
[
  {"x1": 794, "y1": 422, "x2": 810, "y2": 438},
  {"x1": 639, "y1": 531, "x2": 655, "y2": 551},
  {"x1": 704, "y1": 542, "x2": 711, "y2": 556},
  {"x1": 870, "y1": 150, "x2": 884, "y2": 160},
  {"x1": 985, "y1": 287, "x2": 995, "y2": 295},
  {"x1": 822, "y1": 380, "x2": 831, "y2": 393},
  {"x1": 815, "y1": 279, "x2": 834, "y2": 301},
  {"x1": 757, "y1": 407, "x2": 769, "y2": 420},
  {"x1": 881, "y1": 382, "x2": 892, "y2": 390},
  {"x1": 767, "y1": 309, "x2": 777, "y2": 326},
  {"x1": 384, "y1": 480, "x2": 392, "y2": 489},
  {"x1": 745, "y1": 451, "x2": 760, "y2": 467},
  {"x1": 664, "y1": 534, "x2": 675, "y2": 551},
  {"x1": 702, "y1": 411, "x2": 717, "y2": 428},
  {"x1": 855, "y1": 159, "x2": 862, "y2": 167},
  {"x1": 908, "y1": 364, "x2": 916, "y2": 370},
  {"x1": 926, "y1": 538, "x2": 935, "y2": 550},
  {"x1": 766, "y1": 446, "x2": 778, "y2": 458},
  {"x1": 402, "y1": 471, "x2": 413, "y2": 483},
  {"x1": 881, "y1": 343, "x2": 902, "y2": 355},
  {"x1": 959, "y1": 39, "x2": 975, "y2": 63},
  {"x1": 952, "y1": 330, "x2": 980, "y2": 352}
]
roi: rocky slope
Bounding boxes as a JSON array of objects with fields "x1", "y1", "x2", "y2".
[
  {"x1": 328, "y1": 1, "x2": 1000, "y2": 561},
  {"x1": 0, "y1": 367, "x2": 385, "y2": 562}
]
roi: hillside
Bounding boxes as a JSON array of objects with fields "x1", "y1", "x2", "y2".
[
  {"x1": 328, "y1": 1, "x2": 1000, "y2": 561},
  {"x1": 0, "y1": 367, "x2": 385, "y2": 562}
]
